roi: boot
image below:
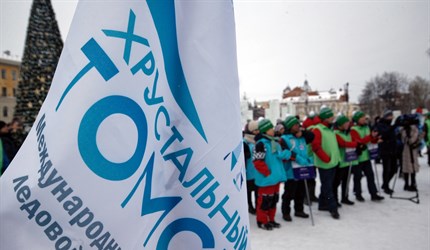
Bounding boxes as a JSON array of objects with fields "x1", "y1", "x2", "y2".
[
  {"x1": 294, "y1": 211, "x2": 309, "y2": 218},
  {"x1": 382, "y1": 187, "x2": 394, "y2": 195},
  {"x1": 355, "y1": 194, "x2": 365, "y2": 202},
  {"x1": 371, "y1": 194, "x2": 384, "y2": 201},
  {"x1": 330, "y1": 210, "x2": 340, "y2": 219},
  {"x1": 341, "y1": 198, "x2": 354, "y2": 205},
  {"x1": 407, "y1": 173, "x2": 418, "y2": 192},
  {"x1": 411, "y1": 173, "x2": 416, "y2": 187},
  {"x1": 403, "y1": 173, "x2": 410, "y2": 191},
  {"x1": 257, "y1": 222, "x2": 273, "y2": 230},
  {"x1": 282, "y1": 213, "x2": 292, "y2": 222},
  {"x1": 269, "y1": 221, "x2": 281, "y2": 228}
]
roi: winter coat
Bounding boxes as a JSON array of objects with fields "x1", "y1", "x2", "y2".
[
  {"x1": 281, "y1": 134, "x2": 313, "y2": 166},
  {"x1": 243, "y1": 134, "x2": 257, "y2": 180},
  {"x1": 0, "y1": 132, "x2": 17, "y2": 162},
  {"x1": 375, "y1": 118, "x2": 397, "y2": 156},
  {"x1": 253, "y1": 136, "x2": 290, "y2": 187},
  {"x1": 280, "y1": 134, "x2": 313, "y2": 180},
  {"x1": 400, "y1": 125, "x2": 420, "y2": 173}
]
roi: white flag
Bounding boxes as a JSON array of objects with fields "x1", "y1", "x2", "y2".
[{"x1": 0, "y1": 1, "x2": 250, "y2": 249}]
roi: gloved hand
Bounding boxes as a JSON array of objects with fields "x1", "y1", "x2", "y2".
[
  {"x1": 290, "y1": 151, "x2": 297, "y2": 161},
  {"x1": 303, "y1": 130, "x2": 315, "y2": 144},
  {"x1": 356, "y1": 143, "x2": 364, "y2": 156}
]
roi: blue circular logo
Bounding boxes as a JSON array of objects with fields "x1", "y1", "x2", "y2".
[{"x1": 78, "y1": 96, "x2": 148, "y2": 181}]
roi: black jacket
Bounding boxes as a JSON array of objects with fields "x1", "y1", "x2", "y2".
[{"x1": 375, "y1": 118, "x2": 397, "y2": 156}]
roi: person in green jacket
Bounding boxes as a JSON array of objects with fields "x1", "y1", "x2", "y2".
[
  {"x1": 333, "y1": 115, "x2": 362, "y2": 206},
  {"x1": 351, "y1": 111, "x2": 384, "y2": 202},
  {"x1": 311, "y1": 107, "x2": 341, "y2": 219}
]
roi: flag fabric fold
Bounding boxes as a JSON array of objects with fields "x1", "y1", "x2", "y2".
[{"x1": 0, "y1": 1, "x2": 249, "y2": 249}]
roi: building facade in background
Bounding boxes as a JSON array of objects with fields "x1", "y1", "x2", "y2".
[
  {"x1": 281, "y1": 80, "x2": 359, "y2": 120},
  {"x1": 0, "y1": 57, "x2": 20, "y2": 123},
  {"x1": 240, "y1": 80, "x2": 359, "y2": 127}
]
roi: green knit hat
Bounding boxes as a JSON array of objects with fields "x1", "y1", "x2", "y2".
[
  {"x1": 258, "y1": 119, "x2": 274, "y2": 133},
  {"x1": 284, "y1": 116, "x2": 300, "y2": 130},
  {"x1": 352, "y1": 111, "x2": 365, "y2": 122},
  {"x1": 336, "y1": 115, "x2": 349, "y2": 127},
  {"x1": 319, "y1": 107, "x2": 334, "y2": 120}
]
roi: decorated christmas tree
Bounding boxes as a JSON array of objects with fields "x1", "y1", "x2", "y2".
[{"x1": 14, "y1": 0, "x2": 63, "y2": 146}]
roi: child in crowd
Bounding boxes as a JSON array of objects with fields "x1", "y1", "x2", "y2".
[
  {"x1": 243, "y1": 120, "x2": 259, "y2": 214},
  {"x1": 253, "y1": 119, "x2": 293, "y2": 230},
  {"x1": 279, "y1": 116, "x2": 312, "y2": 222}
]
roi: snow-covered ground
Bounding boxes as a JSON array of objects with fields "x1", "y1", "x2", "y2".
[{"x1": 249, "y1": 156, "x2": 430, "y2": 250}]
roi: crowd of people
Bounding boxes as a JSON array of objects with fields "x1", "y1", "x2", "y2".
[
  {"x1": 243, "y1": 107, "x2": 429, "y2": 231},
  {"x1": 0, "y1": 118, "x2": 23, "y2": 176}
]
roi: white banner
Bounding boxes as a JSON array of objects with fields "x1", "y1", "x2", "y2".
[{"x1": 0, "y1": 0, "x2": 249, "y2": 249}]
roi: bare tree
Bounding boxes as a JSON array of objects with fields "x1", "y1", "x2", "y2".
[
  {"x1": 359, "y1": 72, "x2": 408, "y2": 118},
  {"x1": 408, "y1": 76, "x2": 430, "y2": 109},
  {"x1": 359, "y1": 81, "x2": 381, "y2": 118}
]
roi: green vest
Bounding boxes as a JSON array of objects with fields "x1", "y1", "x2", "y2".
[
  {"x1": 335, "y1": 130, "x2": 358, "y2": 168},
  {"x1": 313, "y1": 124, "x2": 340, "y2": 169},
  {"x1": 351, "y1": 125, "x2": 370, "y2": 162},
  {"x1": 426, "y1": 119, "x2": 430, "y2": 146}
]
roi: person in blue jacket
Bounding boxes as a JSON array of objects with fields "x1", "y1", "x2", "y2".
[
  {"x1": 243, "y1": 120, "x2": 259, "y2": 214},
  {"x1": 253, "y1": 119, "x2": 293, "y2": 230},
  {"x1": 279, "y1": 116, "x2": 312, "y2": 222}
]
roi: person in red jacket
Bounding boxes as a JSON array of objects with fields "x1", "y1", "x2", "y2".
[{"x1": 303, "y1": 111, "x2": 321, "y2": 130}]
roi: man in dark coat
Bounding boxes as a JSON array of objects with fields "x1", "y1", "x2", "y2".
[{"x1": 375, "y1": 110, "x2": 397, "y2": 194}]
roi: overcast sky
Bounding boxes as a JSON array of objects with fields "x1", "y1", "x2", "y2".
[{"x1": 0, "y1": 0, "x2": 428, "y2": 103}]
